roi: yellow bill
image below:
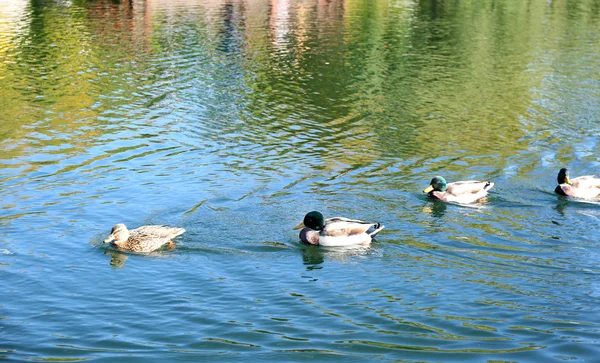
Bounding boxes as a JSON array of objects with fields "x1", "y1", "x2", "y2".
[
  {"x1": 423, "y1": 185, "x2": 434, "y2": 193},
  {"x1": 293, "y1": 222, "x2": 305, "y2": 230}
]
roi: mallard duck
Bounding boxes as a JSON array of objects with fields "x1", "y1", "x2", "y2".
[
  {"x1": 555, "y1": 168, "x2": 600, "y2": 199},
  {"x1": 103, "y1": 224, "x2": 185, "y2": 253},
  {"x1": 293, "y1": 211, "x2": 384, "y2": 247},
  {"x1": 424, "y1": 176, "x2": 494, "y2": 204}
]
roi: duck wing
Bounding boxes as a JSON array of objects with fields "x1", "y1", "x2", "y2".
[
  {"x1": 323, "y1": 217, "x2": 381, "y2": 237},
  {"x1": 571, "y1": 175, "x2": 600, "y2": 189},
  {"x1": 130, "y1": 225, "x2": 186, "y2": 241},
  {"x1": 446, "y1": 180, "x2": 493, "y2": 196}
]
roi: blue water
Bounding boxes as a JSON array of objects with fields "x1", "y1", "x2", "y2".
[{"x1": 1, "y1": 0, "x2": 600, "y2": 361}]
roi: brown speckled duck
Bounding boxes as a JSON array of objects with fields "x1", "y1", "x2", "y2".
[
  {"x1": 103, "y1": 224, "x2": 185, "y2": 253},
  {"x1": 424, "y1": 176, "x2": 494, "y2": 204},
  {"x1": 293, "y1": 211, "x2": 384, "y2": 247},
  {"x1": 555, "y1": 168, "x2": 600, "y2": 199}
]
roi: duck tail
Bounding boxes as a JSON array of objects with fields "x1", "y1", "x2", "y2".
[
  {"x1": 172, "y1": 228, "x2": 186, "y2": 237},
  {"x1": 367, "y1": 223, "x2": 385, "y2": 237},
  {"x1": 484, "y1": 181, "x2": 494, "y2": 191}
]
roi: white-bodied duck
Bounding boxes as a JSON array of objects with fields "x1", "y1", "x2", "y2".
[
  {"x1": 293, "y1": 211, "x2": 384, "y2": 247},
  {"x1": 424, "y1": 176, "x2": 494, "y2": 204},
  {"x1": 555, "y1": 168, "x2": 600, "y2": 199}
]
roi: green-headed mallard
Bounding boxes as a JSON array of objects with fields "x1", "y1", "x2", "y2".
[
  {"x1": 555, "y1": 168, "x2": 600, "y2": 199},
  {"x1": 103, "y1": 224, "x2": 185, "y2": 253},
  {"x1": 293, "y1": 211, "x2": 384, "y2": 247},
  {"x1": 424, "y1": 176, "x2": 494, "y2": 204}
]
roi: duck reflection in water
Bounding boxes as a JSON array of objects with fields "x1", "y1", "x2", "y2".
[
  {"x1": 422, "y1": 200, "x2": 448, "y2": 218},
  {"x1": 301, "y1": 245, "x2": 325, "y2": 267},
  {"x1": 300, "y1": 243, "x2": 374, "y2": 269},
  {"x1": 105, "y1": 249, "x2": 129, "y2": 269},
  {"x1": 104, "y1": 248, "x2": 179, "y2": 269}
]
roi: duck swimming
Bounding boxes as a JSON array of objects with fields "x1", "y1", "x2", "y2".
[
  {"x1": 424, "y1": 176, "x2": 494, "y2": 204},
  {"x1": 293, "y1": 211, "x2": 384, "y2": 247},
  {"x1": 555, "y1": 168, "x2": 600, "y2": 199},
  {"x1": 103, "y1": 224, "x2": 186, "y2": 253}
]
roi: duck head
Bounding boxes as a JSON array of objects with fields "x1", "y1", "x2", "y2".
[
  {"x1": 293, "y1": 211, "x2": 326, "y2": 231},
  {"x1": 104, "y1": 224, "x2": 130, "y2": 244},
  {"x1": 557, "y1": 168, "x2": 572, "y2": 185},
  {"x1": 424, "y1": 176, "x2": 447, "y2": 193}
]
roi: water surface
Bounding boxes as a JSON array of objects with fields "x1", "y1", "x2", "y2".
[{"x1": 1, "y1": 0, "x2": 600, "y2": 361}]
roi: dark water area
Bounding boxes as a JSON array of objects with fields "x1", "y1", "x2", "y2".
[{"x1": 1, "y1": 0, "x2": 600, "y2": 361}]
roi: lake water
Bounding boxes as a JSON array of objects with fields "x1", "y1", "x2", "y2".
[{"x1": 1, "y1": 0, "x2": 600, "y2": 361}]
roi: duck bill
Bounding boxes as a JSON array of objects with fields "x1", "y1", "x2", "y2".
[
  {"x1": 565, "y1": 176, "x2": 572, "y2": 185},
  {"x1": 293, "y1": 222, "x2": 305, "y2": 230},
  {"x1": 103, "y1": 234, "x2": 115, "y2": 243},
  {"x1": 423, "y1": 185, "x2": 434, "y2": 193}
]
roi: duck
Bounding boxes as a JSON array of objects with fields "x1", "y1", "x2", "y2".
[
  {"x1": 555, "y1": 168, "x2": 600, "y2": 199},
  {"x1": 103, "y1": 224, "x2": 186, "y2": 253},
  {"x1": 293, "y1": 211, "x2": 384, "y2": 247},
  {"x1": 424, "y1": 176, "x2": 494, "y2": 204}
]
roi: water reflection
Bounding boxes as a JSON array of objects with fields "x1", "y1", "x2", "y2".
[
  {"x1": 300, "y1": 245, "x2": 324, "y2": 266},
  {"x1": 300, "y1": 243, "x2": 373, "y2": 266},
  {"x1": 422, "y1": 200, "x2": 447, "y2": 218},
  {"x1": 2, "y1": 0, "x2": 598, "y2": 174},
  {"x1": 553, "y1": 199, "x2": 570, "y2": 217},
  {"x1": 105, "y1": 249, "x2": 129, "y2": 268},
  {"x1": 103, "y1": 246, "x2": 180, "y2": 269},
  {"x1": 553, "y1": 197, "x2": 600, "y2": 217}
]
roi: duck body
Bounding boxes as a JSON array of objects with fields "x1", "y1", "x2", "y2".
[
  {"x1": 555, "y1": 168, "x2": 600, "y2": 199},
  {"x1": 104, "y1": 224, "x2": 186, "y2": 253},
  {"x1": 424, "y1": 176, "x2": 494, "y2": 204},
  {"x1": 294, "y1": 212, "x2": 384, "y2": 247}
]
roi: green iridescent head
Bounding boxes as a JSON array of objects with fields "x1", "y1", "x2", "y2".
[
  {"x1": 424, "y1": 176, "x2": 447, "y2": 193},
  {"x1": 293, "y1": 211, "x2": 326, "y2": 231},
  {"x1": 557, "y1": 168, "x2": 571, "y2": 185}
]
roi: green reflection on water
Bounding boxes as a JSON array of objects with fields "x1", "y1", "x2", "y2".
[{"x1": 1, "y1": 0, "x2": 598, "y2": 172}]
